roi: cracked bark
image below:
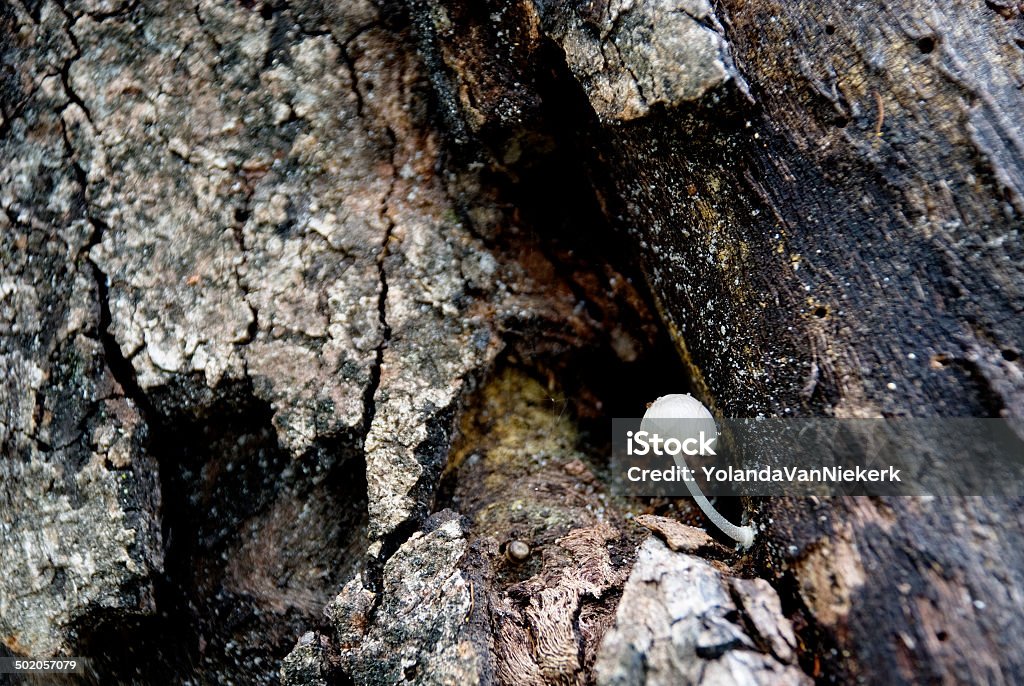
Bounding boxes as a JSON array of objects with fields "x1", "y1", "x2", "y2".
[
  {"x1": 4, "y1": 0, "x2": 674, "y2": 682},
  {"x1": 3, "y1": 0, "x2": 1023, "y2": 685}
]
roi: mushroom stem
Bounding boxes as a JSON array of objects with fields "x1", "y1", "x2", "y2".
[{"x1": 682, "y1": 478, "x2": 756, "y2": 548}]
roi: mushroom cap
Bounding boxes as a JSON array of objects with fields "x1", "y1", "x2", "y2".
[
  {"x1": 643, "y1": 393, "x2": 714, "y2": 421},
  {"x1": 640, "y1": 394, "x2": 719, "y2": 448}
]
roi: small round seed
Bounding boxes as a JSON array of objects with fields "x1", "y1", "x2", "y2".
[{"x1": 507, "y1": 540, "x2": 531, "y2": 561}]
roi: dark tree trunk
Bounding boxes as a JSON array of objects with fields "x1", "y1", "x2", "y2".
[{"x1": 408, "y1": 0, "x2": 1024, "y2": 683}]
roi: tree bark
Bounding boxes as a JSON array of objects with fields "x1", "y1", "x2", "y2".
[{"x1": 2, "y1": 0, "x2": 1023, "y2": 684}]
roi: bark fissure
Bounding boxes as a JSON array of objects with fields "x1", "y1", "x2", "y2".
[
  {"x1": 362, "y1": 128, "x2": 396, "y2": 441},
  {"x1": 54, "y1": 70, "x2": 152, "y2": 432}
]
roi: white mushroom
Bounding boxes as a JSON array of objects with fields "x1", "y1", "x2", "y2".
[{"x1": 641, "y1": 394, "x2": 756, "y2": 548}]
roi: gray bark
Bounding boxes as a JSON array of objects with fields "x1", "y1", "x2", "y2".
[
  {"x1": 2, "y1": 1, "x2": 665, "y2": 682},
  {"x1": 3, "y1": 0, "x2": 1023, "y2": 685}
]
